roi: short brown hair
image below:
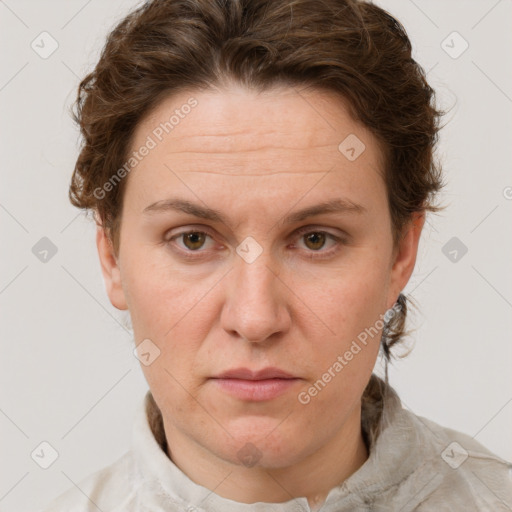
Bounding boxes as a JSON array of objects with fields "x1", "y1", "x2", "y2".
[{"x1": 69, "y1": 0, "x2": 445, "y2": 360}]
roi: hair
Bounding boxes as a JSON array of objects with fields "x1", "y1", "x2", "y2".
[{"x1": 69, "y1": 0, "x2": 445, "y2": 395}]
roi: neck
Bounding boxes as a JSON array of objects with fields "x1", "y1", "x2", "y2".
[{"x1": 162, "y1": 403, "x2": 368, "y2": 508}]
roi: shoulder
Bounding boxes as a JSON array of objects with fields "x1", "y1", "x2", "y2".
[
  {"x1": 397, "y1": 409, "x2": 512, "y2": 510},
  {"x1": 39, "y1": 451, "x2": 138, "y2": 512},
  {"x1": 356, "y1": 376, "x2": 512, "y2": 509}
]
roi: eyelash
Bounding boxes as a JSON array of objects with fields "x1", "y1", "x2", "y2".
[{"x1": 165, "y1": 226, "x2": 346, "y2": 261}]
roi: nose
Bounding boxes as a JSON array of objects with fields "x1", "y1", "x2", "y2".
[{"x1": 220, "y1": 251, "x2": 291, "y2": 344}]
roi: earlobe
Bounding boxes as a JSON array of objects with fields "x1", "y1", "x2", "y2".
[
  {"x1": 388, "y1": 212, "x2": 425, "y2": 307},
  {"x1": 96, "y1": 225, "x2": 128, "y2": 311}
]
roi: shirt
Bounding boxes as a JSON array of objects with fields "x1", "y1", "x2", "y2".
[{"x1": 41, "y1": 374, "x2": 512, "y2": 511}]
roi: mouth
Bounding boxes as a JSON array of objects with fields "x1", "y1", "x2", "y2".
[{"x1": 210, "y1": 367, "x2": 301, "y2": 402}]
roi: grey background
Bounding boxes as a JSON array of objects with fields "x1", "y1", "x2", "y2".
[{"x1": 1, "y1": 1, "x2": 511, "y2": 510}]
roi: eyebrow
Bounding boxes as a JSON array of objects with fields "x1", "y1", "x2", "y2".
[{"x1": 142, "y1": 197, "x2": 366, "y2": 226}]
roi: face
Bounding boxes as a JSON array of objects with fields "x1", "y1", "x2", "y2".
[{"x1": 97, "y1": 84, "x2": 423, "y2": 471}]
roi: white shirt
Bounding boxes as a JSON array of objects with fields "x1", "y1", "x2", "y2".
[{"x1": 41, "y1": 375, "x2": 512, "y2": 511}]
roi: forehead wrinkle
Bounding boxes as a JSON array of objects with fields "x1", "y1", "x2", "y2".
[
  {"x1": 153, "y1": 143, "x2": 338, "y2": 156},
  {"x1": 175, "y1": 169, "x2": 332, "y2": 176}
]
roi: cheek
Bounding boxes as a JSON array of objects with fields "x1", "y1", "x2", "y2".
[
  {"x1": 297, "y1": 257, "x2": 389, "y2": 383},
  {"x1": 121, "y1": 245, "x2": 204, "y2": 335},
  {"x1": 121, "y1": 247, "x2": 221, "y2": 386},
  {"x1": 296, "y1": 279, "x2": 384, "y2": 416},
  {"x1": 308, "y1": 259, "x2": 390, "y2": 334}
]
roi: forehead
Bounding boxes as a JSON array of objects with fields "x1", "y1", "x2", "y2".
[
  {"x1": 134, "y1": 85, "x2": 383, "y2": 161},
  {"x1": 123, "y1": 85, "x2": 386, "y2": 212}
]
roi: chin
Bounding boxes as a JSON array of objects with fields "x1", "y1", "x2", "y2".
[{"x1": 211, "y1": 419, "x2": 312, "y2": 470}]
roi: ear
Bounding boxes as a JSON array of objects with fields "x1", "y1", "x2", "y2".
[
  {"x1": 387, "y1": 212, "x2": 425, "y2": 308},
  {"x1": 96, "y1": 224, "x2": 128, "y2": 311}
]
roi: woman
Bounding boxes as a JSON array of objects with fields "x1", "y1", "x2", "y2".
[{"x1": 43, "y1": 0, "x2": 512, "y2": 510}]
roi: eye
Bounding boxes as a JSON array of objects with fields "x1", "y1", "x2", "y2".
[
  {"x1": 167, "y1": 230, "x2": 216, "y2": 255},
  {"x1": 165, "y1": 226, "x2": 345, "y2": 261},
  {"x1": 180, "y1": 231, "x2": 209, "y2": 251},
  {"x1": 302, "y1": 232, "x2": 329, "y2": 251},
  {"x1": 293, "y1": 227, "x2": 344, "y2": 259}
]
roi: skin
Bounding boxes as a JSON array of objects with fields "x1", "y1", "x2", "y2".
[{"x1": 96, "y1": 83, "x2": 424, "y2": 509}]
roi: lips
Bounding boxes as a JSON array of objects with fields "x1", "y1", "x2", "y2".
[
  {"x1": 211, "y1": 367, "x2": 300, "y2": 401},
  {"x1": 215, "y1": 367, "x2": 296, "y2": 380}
]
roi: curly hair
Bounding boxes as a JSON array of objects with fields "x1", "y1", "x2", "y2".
[{"x1": 69, "y1": 0, "x2": 445, "y2": 366}]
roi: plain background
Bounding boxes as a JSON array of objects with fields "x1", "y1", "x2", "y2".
[{"x1": 0, "y1": 1, "x2": 511, "y2": 510}]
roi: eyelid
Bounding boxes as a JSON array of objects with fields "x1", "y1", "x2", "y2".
[
  {"x1": 165, "y1": 225, "x2": 216, "y2": 241},
  {"x1": 166, "y1": 225, "x2": 345, "y2": 244},
  {"x1": 293, "y1": 225, "x2": 347, "y2": 240}
]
